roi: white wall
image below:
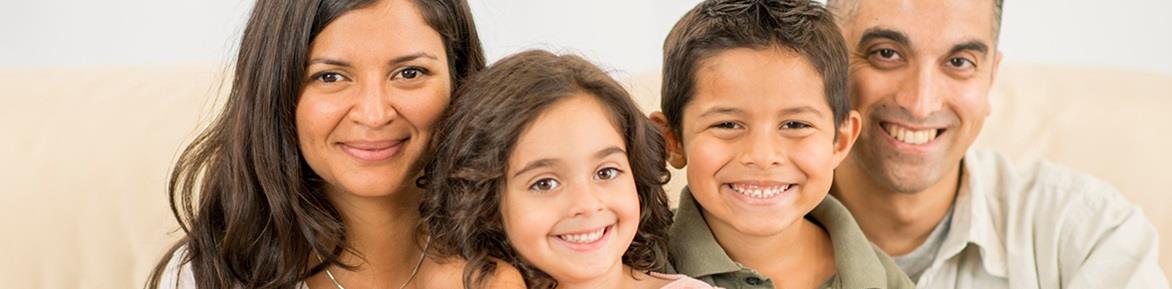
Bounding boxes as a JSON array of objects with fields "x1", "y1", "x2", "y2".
[{"x1": 1, "y1": 0, "x2": 1170, "y2": 76}]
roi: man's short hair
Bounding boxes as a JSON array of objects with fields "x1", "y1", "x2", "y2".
[{"x1": 827, "y1": 0, "x2": 1006, "y2": 42}]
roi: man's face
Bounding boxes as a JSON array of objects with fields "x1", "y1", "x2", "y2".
[{"x1": 837, "y1": 0, "x2": 1001, "y2": 194}]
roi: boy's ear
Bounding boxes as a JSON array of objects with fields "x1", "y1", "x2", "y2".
[
  {"x1": 649, "y1": 111, "x2": 687, "y2": 169},
  {"x1": 832, "y1": 110, "x2": 862, "y2": 167}
]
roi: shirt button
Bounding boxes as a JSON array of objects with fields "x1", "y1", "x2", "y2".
[{"x1": 745, "y1": 277, "x2": 763, "y2": 285}]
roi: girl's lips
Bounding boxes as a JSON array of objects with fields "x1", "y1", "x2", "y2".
[
  {"x1": 339, "y1": 139, "x2": 406, "y2": 162},
  {"x1": 551, "y1": 224, "x2": 614, "y2": 252}
]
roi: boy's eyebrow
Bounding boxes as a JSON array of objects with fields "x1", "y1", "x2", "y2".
[
  {"x1": 512, "y1": 159, "x2": 558, "y2": 179},
  {"x1": 779, "y1": 105, "x2": 824, "y2": 117},
  {"x1": 857, "y1": 27, "x2": 911, "y2": 49},
  {"x1": 594, "y1": 146, "x2": 627, "y2": 160},
  {"x1": 698, "y1": 106, "x2": 745, "y2": 118}
]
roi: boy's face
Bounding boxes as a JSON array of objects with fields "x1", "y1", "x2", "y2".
[
  {"x1": 501, "y1": 94, "x2": 640, "y2": 284},
  {"x1": 658, "y1": 47, "x2": 859, "y2": 237}
]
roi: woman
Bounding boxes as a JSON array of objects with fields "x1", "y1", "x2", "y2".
[{"x1": 146, "y1": 0, "x2": 517, "y2": 288}]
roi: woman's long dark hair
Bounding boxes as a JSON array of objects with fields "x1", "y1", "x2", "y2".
[
  {"x1": 420, "y1": 50, "x2": 674, "y2": 289},
  {"x1": 145, "y1": 0, "x2": 484, "y2": 288}
]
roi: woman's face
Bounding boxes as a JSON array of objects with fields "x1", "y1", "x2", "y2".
[{"x1": 297, "y1": 0, "x2": 451, "y2": 199}]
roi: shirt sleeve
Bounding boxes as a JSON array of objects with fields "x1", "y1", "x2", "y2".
[{"x1": 1058, "y1": 182, "x2": 1169, "y2": 289}]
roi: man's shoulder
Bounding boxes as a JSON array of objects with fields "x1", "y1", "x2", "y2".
[{"x1": 966, "y1": 149, "x2": 1128, "y2": 209}]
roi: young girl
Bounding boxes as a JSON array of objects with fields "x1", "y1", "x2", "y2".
[{"x1": 420, "y1": 50, "x2": 715, "y2": 289}]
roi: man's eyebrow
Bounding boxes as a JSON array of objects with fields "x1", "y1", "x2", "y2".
[
  {"x1": 857, "y1": 27, "x2": 911, "y2": 49},
  {"x1": 949, "y1": 40, "x2": 990, "y2": 56}
]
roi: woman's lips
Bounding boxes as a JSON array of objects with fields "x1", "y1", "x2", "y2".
[{"x1": 338, "y1": 139, "x2": 407, "y2": 162}]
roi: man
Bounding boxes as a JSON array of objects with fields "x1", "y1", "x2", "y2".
[{"x1": 825, "y1": 0, "x2": 1169, "y2": 288}]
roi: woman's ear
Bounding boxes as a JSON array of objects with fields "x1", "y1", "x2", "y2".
[
  {"x1": 832, "y1": 110, "x2": 862, "y2": 166},
  {"x1": 649, "y1": 111, "x2": 687, "y2": 169}
]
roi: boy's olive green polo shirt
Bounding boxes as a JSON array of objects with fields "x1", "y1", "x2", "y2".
[{"x1": 668, "y1": 187, "x2": 914, "y2": 289}]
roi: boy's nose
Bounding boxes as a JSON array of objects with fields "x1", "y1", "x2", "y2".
[{"x1": 739, "y1": 130, "x2": 784, "y2": 169}]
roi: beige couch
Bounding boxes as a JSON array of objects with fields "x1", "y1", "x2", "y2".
[{"x1": 2, "y1": 63, "x2": 1168, "y2": 288}]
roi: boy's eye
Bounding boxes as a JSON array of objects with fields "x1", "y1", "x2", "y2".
[
  {"x1": 712, "y1": 121, "x2": 742, "y2": 129},
  {"x1": 780, "y1": 121, "x2": 812, "y2": 129},
  {"x1": 595, "y1": 167, "x2": 623, "y2": 181},
  {"x1": 529, "y1": 178, "x2": 560, "y2": 192}
]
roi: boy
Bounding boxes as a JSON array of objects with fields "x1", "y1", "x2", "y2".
[{"x1": 650, "y1": 0, "x2": 914, "y2": 288}]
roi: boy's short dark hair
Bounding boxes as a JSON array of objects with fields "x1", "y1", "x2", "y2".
[{"x1": 661, "y1": 0, "x2": 849, "y2": 139}]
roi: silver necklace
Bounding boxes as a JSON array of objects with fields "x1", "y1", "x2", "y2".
[{"x1": 316, "y1": 237, "x2": 430, "y2": 289}]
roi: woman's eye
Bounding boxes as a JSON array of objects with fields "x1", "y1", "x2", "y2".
[
  {"x1": 394, "y1": 67, "x2": 428, "y2": 80},
  {"x1": 529, "y1": 178, "x2": 560, "y2": 192},
  {"x1": 781, "y1": 121, "x2": 812, "y2": 129},
  {"x1": 712, "y1": 121, "x2": 741, "y2": 129},
  {"x1": 315, "y1": 72, "x2": 346, "y2": 83},
  {"x1": 595, "y1": 167, "x2": 623, "y2": 181}
]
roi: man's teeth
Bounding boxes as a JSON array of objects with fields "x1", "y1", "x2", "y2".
[
  {"x1": 729, "y1": 184, "x2": 791, "y2": 199},
  {"x1": 557, "y1": 227, "x2": 606, "y2": 243},
  {"x1": 884, "y1": 124, "x2": 938, "y2": 145}
]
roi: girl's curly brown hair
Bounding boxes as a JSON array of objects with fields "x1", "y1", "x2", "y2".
[{"x1": 419, "y1": 50, "x2": 673, "y2": 289}]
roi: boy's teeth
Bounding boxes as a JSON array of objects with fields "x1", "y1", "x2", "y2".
[
  {"x1": 729, "y1": 183, "x2": 791, "y2": 199},
  {"x1": 557, "y1": 227, "x2": 606, "y2": 243},
  {"x1": 884, "y1": 123, "x2": 938, "y2": 145}
]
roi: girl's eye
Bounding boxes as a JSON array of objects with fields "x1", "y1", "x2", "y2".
[
  {"x1": 394, "y1": 67, "x2": 428, "y2": 80},
  {"x1": 595, "y1": 167, "x2": 623, "y2": 181},
  {"x1": 315, "y1": 72, "x2": 347, "y2": 83},
  {"x1": 529, "y1": 178, "x2": 560, "y2": 192},
  {"x1": 781, "y1": 121, "x2": 812, "y2": 129},
  {"x1": 712, "y1": 121, "x2": 742, "y2": 129}
]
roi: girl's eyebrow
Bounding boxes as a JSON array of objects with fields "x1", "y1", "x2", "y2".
[
  {"x1": 512, "y1": 159, "x2": 557, "y2": 179},
  {"x1": 511, "y1": 146, "x2": 627, "y2": 178},
  {"x1": 594, "y1": 146, "x2": 627, "y2": 160}
]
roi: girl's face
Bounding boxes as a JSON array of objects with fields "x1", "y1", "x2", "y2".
[
  {"x1": 297, "y1": 0, "x2": 451, "y2": 199},
  {"x1": 501, "y1": 94, "x2": 641, "y2": 285}
]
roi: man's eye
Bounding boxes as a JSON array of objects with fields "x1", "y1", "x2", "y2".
[
  {"x1": 529, "y1": 178, "x2": 560, "y2": 192},
  {"x1": 877, "y1": 48, "x2": 897, "y2": 59},
  {"x1": 948, "y1": 57, "x2": 976, "y2": 69},
  {"x1": 595, "y1": 167, "x2": 623, "y2": 181}
]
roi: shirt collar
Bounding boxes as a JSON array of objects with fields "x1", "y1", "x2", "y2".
[
  {"x1": 937, "y1": 150, "x2": 1008, "y2": 277},
  {"x1": 669, "y1": 187, "x2": 743, "y2": 278},
  {"x1": 670, "y1": 187, "x2": 894, "y2": 289},
  {"x1": 812, "y1": 195, "x2": 890, "y2": 289}
]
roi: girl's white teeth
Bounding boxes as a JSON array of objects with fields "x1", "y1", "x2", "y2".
[
  {"x1": 729, "y1": 184, "x2": 791, "y2": 199},
  {"x1": 884, "y1": 123, "x2": 938, "y2": 145},
  {"x1": 557, "y1": 226, "x2": 606, "y2": 243}
]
